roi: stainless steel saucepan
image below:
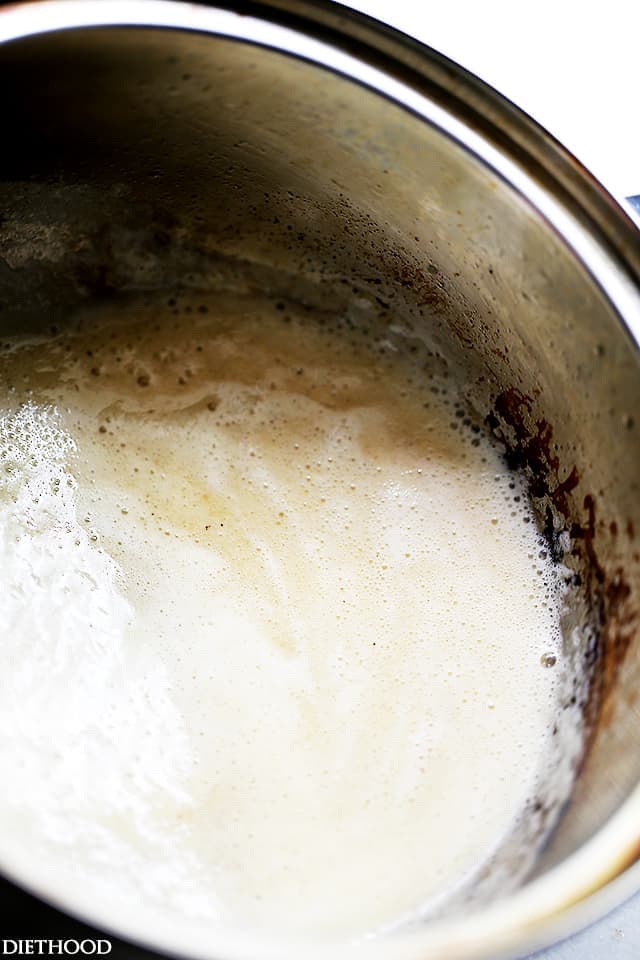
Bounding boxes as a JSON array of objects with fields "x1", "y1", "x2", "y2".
[{"x1": 0, "y1": 2, "x2": 639, "y2": 958}]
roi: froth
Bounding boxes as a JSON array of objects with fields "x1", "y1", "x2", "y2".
[{"x1": 0, "y1": 298, "x2": 579, "y2": 947}]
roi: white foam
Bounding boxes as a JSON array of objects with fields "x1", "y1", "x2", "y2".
[{"x1": 0, "y1": 303, "x2": 575, "y2": 948}]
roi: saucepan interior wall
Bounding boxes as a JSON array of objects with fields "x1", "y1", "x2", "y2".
[{"x1": 0, "y1": 26, "x2": 638, "y2": 901}]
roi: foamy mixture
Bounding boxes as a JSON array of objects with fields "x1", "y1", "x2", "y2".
[{"x1": 0, "y1": 296, "x2": 571, "y2": 947}]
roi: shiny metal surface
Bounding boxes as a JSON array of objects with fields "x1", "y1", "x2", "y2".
[{"x1": 0, "y1": 2, "x2": 639, "y2": 958}]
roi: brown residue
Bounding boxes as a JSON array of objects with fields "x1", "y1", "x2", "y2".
[
  {"x1": 487, "y1": 388, "x2": 578, "y2": 515},
  {"x1": 571, "y1": 494, "x2": 604, "y2": 585},
  {"x1": 487, "y1": 387, "x2": 638, "y2": 726}
]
